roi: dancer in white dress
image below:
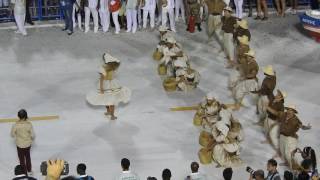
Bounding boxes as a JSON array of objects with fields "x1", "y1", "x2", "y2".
[{"x1": 86, "y1": 53, "x2": 131, "y2": 120}]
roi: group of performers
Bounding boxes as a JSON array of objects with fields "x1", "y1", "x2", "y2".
[{"x1": 153, "y1": 26, "x2": 201, "y2": 92}]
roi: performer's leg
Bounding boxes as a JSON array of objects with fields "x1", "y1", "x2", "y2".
[{"x1": 110, "y1": 105, "x2": 117, "y2": 120}]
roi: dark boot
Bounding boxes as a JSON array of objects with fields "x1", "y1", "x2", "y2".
[{"x1": 197, "y1": 23, "x2": 202, "y2": 31}]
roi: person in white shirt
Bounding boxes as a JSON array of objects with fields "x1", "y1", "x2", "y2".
[
  {"x1": 126, "y1": 0, "x2": 138, "y2": 33},
  {"x1": 186, "y1": 162, "x2": 207, "y2": 180},
  {"x1": 116, "y1": 158, "x2": 140, "y2": 180},
  {"x1": 84, "y1": 0, "x2": 99, "y2": 33},
  {"x1": 175, "y1": 0, "x2": 185, "y2": 22},
  {"x1": 161, "y1": 0, "x2": 175, "y2": 32},
  {"x1": 11, "y1": 0, "x2": 27, "y2": 35},
  {"x1": 142, "y1": 0, "x2": 156, "y2": 29},
  {"x1": 99, "y1": 0, "x2": 110, "y2": 32}
]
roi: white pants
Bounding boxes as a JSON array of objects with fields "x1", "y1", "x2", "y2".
[
  {"x1": 264, "y1": 117, "x2": 280, "y2": 149},
  {"x1": 257, "y1": 95, "x2": 269, "y2": 121},
  {"x1": 99, "y1": 10, "x2": 110, "y2": 32},
  {"x1": 234, "y1": 0, "x2": 243, "y2": 19},
  {"x1": 72, "y1": 4, "x2": 82, "y2": 29},
  {"x1": 143, "y1": 9, "x2": 156, "y2": 28},
  {"x1": 14, "y1": 13, "x2": 27, "y2": 35},
  {"x1": 126, "y1": 9, "x2": 138, "y2": 33},
  {"x1": 279, "y1": 135, "x2": 298, "y2": 168},
  {"x1": 85, "y1": 7, "x2": 99, "y2": 32},
  {"x1": 175, "y1": 0, "x2": 185, "y2": 21},
  {"x1": 112, "y1": 10, "x2": 120, "y2": 33},
  {"x1": 162, "y1": 7, "x2": 176, "y2": 32},
  {"x1": 223, "y1": 32, "x2": 235, "y2": 60},
  {"x1": 233, "y1": 79, "x2": 258, "y2": 103}
]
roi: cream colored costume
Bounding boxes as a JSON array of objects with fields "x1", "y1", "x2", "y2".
[
  {"x1": 212, "y1": 120, "x2": 243, "y2": 167},
  {"x1": 175, "y1": 68, "x2": 200, "y2": 91},
  {"x1": 201, "y1": 101, "x2": 220, "y2": 132},
  {"x1": 86, "y1": 54, "x2": 131, "y2": 106}
]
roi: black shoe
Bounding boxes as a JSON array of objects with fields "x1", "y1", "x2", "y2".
[
  {"x1": 27, "y1": 21, "x2": 34, "y2": 25},
  {"x1": 254, "y1": 16, "x2": 261, "y2": 20},
  {"x1": 261, "y1": 17, "x2": 268, "y2": 21},
  {"x1": 248, "y1": 11, "x2": 252, "y2": 17},
  {"x1": 62, "y1": 28, "x2": 68, "y2": 31},
  {"x1": 67, "y1": 31, "x2": 73, "y2": 35},
  {"x1": 197, "y1": 24, "x2": 202, "y2": 31}
]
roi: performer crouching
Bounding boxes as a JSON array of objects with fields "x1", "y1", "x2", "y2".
[{"x1": 86, "y1": 53, "x2": 131, "y2": 120}]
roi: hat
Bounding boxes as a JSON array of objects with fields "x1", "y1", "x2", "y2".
[
  {"x1": 159, "y1": 25, "x2": 168, "y2": 32},
  {"x1": 215, "y1": 121, "x2": 229, "y2": 136},
  {"x1": 176, "y1": 68, "x2": 187, "y2": 76},
  {"x1": 223, "y1": 6, "x2": 233, "y2": 12},
  {"x1": 238, "y1": 35, "x2": 249, "y2": 45},
  {"x1": 186, "y1": 71, "x2": 195, "y2": 78},
  {"x1": 244, "y1": 49, "x2": 255, "y2": 58},
  {"x1": 263, "y1": 65, "x2": 275, "y2": 76},
  {"x1": 166, "y1": 36, "x2": 176, "y2": 44},
  {"x1": 103, "y1": 53, "x2": 120, "y2": 63},
  {"x1": 285, "y1": 104, "x2": 298, "y2": 113},
  {"x1": 206, "y1": 92, "x2": 216, "y2": 100},
  {"x1": 237, "y1": 19, "x2": 248, "y2": 29},
  {"x1": 173, "y1": 59, "x2": 188, "y2": 68},
  {"x1": 277, "y1": 89, "x2": 287, "y2": 99}
]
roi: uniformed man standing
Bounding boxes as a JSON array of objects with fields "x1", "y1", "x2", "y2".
[
  {"x1": 205, "y1": 0, "x2": 226, "y2": 42},
  {"x1": 221, "y1": 6, "x2": 237, "y2": 68}
]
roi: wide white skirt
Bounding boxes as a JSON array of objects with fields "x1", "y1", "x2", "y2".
[{"x1": 86, "y1": 80, "x2": 131, "y2": 106}]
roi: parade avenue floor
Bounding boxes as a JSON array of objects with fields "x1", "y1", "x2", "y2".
[{"x1": 0, "y1": 14, "x2": 320, "y2": 179}]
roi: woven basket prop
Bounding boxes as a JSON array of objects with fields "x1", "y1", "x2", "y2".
[
  {"x1": 158, "y1": 64, "x2": 167, "y2": 75},
  {"x1": 193, "y1": 113, "x2": 202, "y2": 126},
  {"x1": 199, "y1": 131, "x2": 214, "y2": 147},
  {"x1": 153, "y1": 50, "x2": 163, "y2": 61},
  {"x1": 163, "y1": 77, "x2": 177, "y2": 92},
  {"x1": 198, "y1": 148, "x2": 213, "y2": 164}
]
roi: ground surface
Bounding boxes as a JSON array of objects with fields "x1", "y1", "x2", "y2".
[{"x1": 0, "y1": 14, "x2": 320, "y2": 180}]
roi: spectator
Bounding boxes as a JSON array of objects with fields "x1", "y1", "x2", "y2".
[
  {"x1": 12, "y1": 165, "x2": 36, "y2": 180},
  {"x1": 292, "y1": 146, "x2": 317, "y2": 172},
  {"x1": 99, "y1": 0, "x2": 110, "y2": 33},
  {"x1": 223, "y1": 167, "x2": 233, "y2": 180},
  {"x1": 109, "y1": 0, "x2": 121, "y2": 34},
  {"x1": 161, "y1": 0, "x2": 176, "y2": 32},
  {"x1": 60, "y1": 0, "x2": 75, "y2": 35},
  {"x1": 284, "y1": 170, "x2": 294, "y2": 180},
  {"x1": 11, "y1": 0, "x2": 27, "y2": 35},
  {"x1": 77, "y1": 163, "x2": 95, "y2": 180},
  {"x1": 162, "y1": 169, "x2": 172, "y2": 180},
  {"x1": 265, "y1": 159, "x2": 281, "y2": 180},
  {"x1": 126, "y1": 0, "x2": 138, "y2": 33},
  {"x1": 46, "y1": 159, "x2": 65, "y2": 180},
  {"x1": 286, "y1": 0, "x2": 298, "y2": 14},
  {"x1": 249, "y1": 170, "x2": 265, "y2": 180},
  {"x1": 142, "y1": 0, "x2": 156, "y2": 30},
  {"x1": 72, "y1": 0, "x2": 83, "y2": 31},
  {"x1": 186, "y1": 162, "x2": 206, "y2": 180},
  {"x1": 83, "y1": 0, "x2": 99, "y2": 33},
  {"x1": 234, "y1": 0, "x2": 244, "y2": 19},
  {"x1": 254, "y1": 0, "x2": 268, "y2": 20},
  {"x1": 116, "y1": 158, "x2": 140, "y2": 180},
  {"x1": 25, "y1": 0, "x2": 33, "y2": 25},
  {"x1": 147, "y1": 177, "x2": 157, "y2": 180},
  {"x1": 275, "y1": 0, "x2": 286, "y2": 17},
  {"x1": 297, "y1": 172, "x2": 310, "y2": 180},
  {"x1": 11, "y1": 109, "x2": 35, "y2": 176}
]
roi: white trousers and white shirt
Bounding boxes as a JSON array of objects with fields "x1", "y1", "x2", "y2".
[
  {"x1": 234, "y1": 0, "x2": 243, "y2": 19},
  {"x1": 161, "y1": 0, "x2": 175, "y2": 32},
  {"x1": 99, "y1": 0, "x2": 110, "y2": 32},
  {"x1": 175, "y1": 0, "x2": 185, "y2": 21},
  {"x1": 73, "y1": 0, "x2": 82, "y2": 30},
  {"x1": 126, "y1": 0, "x2": 138, "y2": 33},
  {"x1": 142, "y1": 0, "x2": 156, "y2": 28},
  {"x1": 85, "y1": 0, "x2": 99, "y2": 33},
  {"x1": 112, "y1": 9, "x2": 121, "y2": 33},
  {"x1": 12, "y1": 0, "x2": 27, "y2": 35},
  {"x1": 116, "y1": 170, "x2": 140, "y2": 180}
]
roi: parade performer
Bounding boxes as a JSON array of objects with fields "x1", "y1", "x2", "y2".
[
  {"x1": 86, "y1": 53, "x2": 131, "y2": 120},
  {"x1": 175, "y1": 68, "x2": 200, "y2": 91},
  {"x1": 205, "y1": 0, "x2": 226, "y2": 42},
  {"x1": 232, "y1": 49, "x2": 259, "y2": 110},
  {"x1": 233, "y1": 19, "x2": 251, "y2": 44}
]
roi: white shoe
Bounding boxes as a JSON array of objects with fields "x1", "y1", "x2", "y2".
[
  {"x1": 126, "y1": 29, "x2": 131, "y2": 33},
  {"x1": 291, "y1": 9, "x2": 297, "y2": 15},
  {"x1": 115, "y1": 31, "x2": 119, "y2": 34},
  {"x1": 15, "y1": 30, "x2": 21, "y2": 34},
  {"x1": 285, "y1": 7, "x2": 292, "y2": 13},
  {"x1": 94, "y1": 27, "x2": 98, "y2": 33},
  {"x1": 84, "y1": 29, "x2": 89, "y2": 33},
  {"x1": 27, "y1": 171, "x2": 33, "y2": 176}
]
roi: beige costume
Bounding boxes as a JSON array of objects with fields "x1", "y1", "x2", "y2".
[
  {"x1": 86, "y1": 54, "x2": 131, "y2": 106},
  {"x1": 175, "y1": 68, "x2": 200, "y2": 91}
]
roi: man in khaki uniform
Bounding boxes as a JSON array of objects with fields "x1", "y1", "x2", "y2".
[
  {"x1": 205, "y1": 0, "x2": 226, "y2": 42},
  {"x1": 252, "y1": 65, "x2": 276, "y2": 122},
  {"x1": 266, "y1": 104, "x2": 311, "y2": 169},
  {"x1": 221, "y1": 6, "x2": 237, "y2": 68},
  {"x1": 233, "y1": 49, "x2": 259, "y2": 110}
]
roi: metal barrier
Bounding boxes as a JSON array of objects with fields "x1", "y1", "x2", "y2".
[{"x1": 0, "y1": 0, "x2": 311, "y2": 22}]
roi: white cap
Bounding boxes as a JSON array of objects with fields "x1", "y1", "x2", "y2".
[
  {"x1": 176, "y1": 68, "x2": 187, "y2": 76},
  {"x1": 166, "y1": 36, "x2": 176, "y2": 44},
  {"x1": 173, "y1": 59, "x2": 188, "y2": 68},
  {"x1": 206, "y1": 92, "x2": 216, "y2": 100},
  {"x1": 103, "y1": 53, "x2": 120, "y2": 63},
  {"x1": 186, "y1": 72, "x2": 195, "y2": 78}
]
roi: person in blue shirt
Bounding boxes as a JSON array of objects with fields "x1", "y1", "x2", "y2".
[{"x1": 77, "y1": 163, "x2": 95, "y2": 180}]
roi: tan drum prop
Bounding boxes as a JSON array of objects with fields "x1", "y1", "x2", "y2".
[
  {"x1": 193, "y1": 113, "x2": 202, "y2": 126},
  {"x1": 153, "y1": 50, "x2": 163, "y2": 61},
  {"x1": 163, "y1": 77, "x2": 177, "y2": 92},
  {"x1": 158, "y1": 64, "x2": 167, "y2": 75},
  {"x1": 198, "y1": 148, "x2": 213, "y2": 164},
  {"x1": 199, "y1": 131, "x2": 213, "y2": 147}
]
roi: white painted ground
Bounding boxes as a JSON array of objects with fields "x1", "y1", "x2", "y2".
[{"x1": 0, "y1": 14, "x2": 319, "y2": 180}]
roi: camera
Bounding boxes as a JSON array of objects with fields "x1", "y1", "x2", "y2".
[
  {"x1": 40, "y1": 161, "x2": 69, "y2": 176},
  {"x1": 246, "y1": 166, "x2": 255, "y2": 178}
]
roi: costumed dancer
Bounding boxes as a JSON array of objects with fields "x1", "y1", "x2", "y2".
[
  {"x1": 232, "y1": 49, "x2": 259, "y2": 110},
  {"x1": 266, "y1": 104, "x2": 311, "y2": 169},
  {"x1": 221, "y1": 6, "x2": 237, "y2": 68},
  {"x1": 175, "y1": 68, "x2": 200, "y2": 91},
  {"x1": 252, "y1": 65, "x2": 276, "y2": 123},
  {"x1": 205, "y1": 0, "x2": 226, "y2": 43},
  {"x1": 233, "y1": 19, "x2": 251, "y2": 45},
  {"x1": 263, "y1": 90, "x2": 286, "y2": 151},
  {"x1": 86, "y1": 53, "x2": 131, "y2": 120}
]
